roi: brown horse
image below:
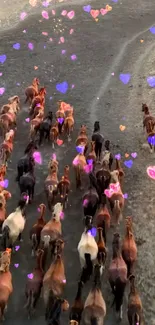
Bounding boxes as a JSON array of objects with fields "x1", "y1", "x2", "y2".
[
  {"x1": 95, "y1": 195, "x2": 111, "y2": 244},
  {"x1": 0, "y1": 248, "x2": 13, "y2": 321},
  {"x1": 87, "y1": 141, "x2": 96, "y2": 170},
  {"x1": 108, "y1": 233, "x2": 127, "y2": 320},
  {"x1": 97, "y1": 227, "x2": 107, "y2": 269},
  {"x1": 69, "y1": 281, "x2": 84, "y2": 325},
  {"x1": 45, "y1": 164, "x2": 59, "y2": 211},
  {"x1": 55, "y1": 101, "x2": 66, "y2": 135},
  {"x1": 127, "y1": 275, "x2": 143, "y2": 325},
  {"x1": 0, "y1": 130, "x2": 15, "y2": 163},
  {"x1": 115, "y1": 159, "x2": 125, "y2": 189},
  {"x1": 1, "y1": 96, "x2": 20, "y2": 115},
  {"x1": 25, "y1": 78, "x2": 40, "y2": 104},
  {"x1": 146, "y1": 121, "x2": 155, "y2": 153},
  {"x1": 50, "y1": 122, "x2": 59, "y2": 149},
  {"x1": 29, "y1": 111, "x2": 44, "y2": 140},
  {"x1": 43, "y1": 239, "x2": 66, "y2": 306},
  {"x1": 24, "y1": 249, "x2": 44, "y2": 319},
  {"x1": 57, "y1": 165, "x2": 70, "y2": 209},
  {"x1": 0, "y1": 165, "x2": 7, "y2": 183},
  {"x1": 64, "y1": 109, "x2": 74, "y2": 141},
  {"x1": 142, "y1": 103, "x2": 155, "y2": 133},
  {"x1": 108, "y1": 171, "x2": 124, "y2": 225},
  {"x1": 29, "y1": 87, "x2": 46, "y2": 116},
  {"x1": 30, "y1": 204, "x2": 46, "y2": 256},
  {"x1": 82, "y1": 264, "x2": 106, "y2": 325},
  {"x1": 0, "y1": 108, "x2": 17, "y2": 138},
  {"x1": 75, "y1": 125, "x2": 89, "y2": 156},
  {"x1": 122, "y1": 217, "x2": 137, "y2": 277},
  {"x1": 72, "y1": 153, "x2": 87, "y2": 189}
]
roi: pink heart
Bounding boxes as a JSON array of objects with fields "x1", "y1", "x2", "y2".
[
  {"x1": 131, "y1": 152, "x2": 137, "y2": 158},
  {"x1": 57, "y1": 139, "x2": 63, "y2": 146},
  {"x1": 67, "y1": 11, "x2": 75, "y2": 19},
  {"x1": 61, "y1": 10, "x2": 67, "y2": 16},
  {"x1": 109, "y1": 182, "x2": 120, "y2": 191},
  {"x1": 14, "y1": 264, "x2": 19, "y2": 268},
  {"x1": 25, "y1": 118, "x2": 30, "y2": 122},
  {"x1": 90, "y1": 9, "x2": 99, "y2": 19},
  {"x1": 104, "y1": 189, "x2": 112, "y2": 198},
  {"x1": 147, "y1": 166, "x2": 155, "y2": 179},
  {"x1": 100, "y1": 8, "x2": 108, "y2": 15},
  {"x1": 27, "y1": 273, "x2": 34, "y2": 279},
  {"x1": 15, "y1": 245, "x2": 20, "y2": 251}
]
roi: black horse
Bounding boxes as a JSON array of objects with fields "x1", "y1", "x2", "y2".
[
  {"x1": 19, "y1": 170, "x2": 35, "y2": 203},
  {"x1": 92, "y1": 121, "x2": 104, "y2": 161},
  {"x1": 45, "y1": 292, "x2": 68, "y2": 325},
  {"x1": 16, "y1": 141, "x2": 37, "y2": 182},
  {"x1": 38, "y1": 111, "x2": 53, "y2": 145},
  {"x1": 82, "y1": 184, "x2": 99, "y2": 217}
]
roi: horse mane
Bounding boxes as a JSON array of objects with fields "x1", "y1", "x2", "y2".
[
  {"x1": 8, "y1": 95, "x2": 18, "y2": 103},
  {"x1": 45, "y1": 292, "x2": 62, "y2": 325},
  {"x1": 24, "y1": 141, "x2": 36, "y2": 154}
]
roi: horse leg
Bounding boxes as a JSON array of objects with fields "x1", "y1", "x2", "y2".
[{"x1": 18, "y1": 233, "x2": 23, "y2": 242}]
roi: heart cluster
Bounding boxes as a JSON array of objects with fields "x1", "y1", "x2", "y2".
[
  {"x1": 104, "y1": 182, "x2": 120, "y2": 198},
  {"x1": 89, "y1": 5, "x2": 112, "y2": 19}
]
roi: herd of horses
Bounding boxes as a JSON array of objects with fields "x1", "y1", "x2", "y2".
[{"x1": 0, "y1": 78, "x2": 151, "y2": 324}]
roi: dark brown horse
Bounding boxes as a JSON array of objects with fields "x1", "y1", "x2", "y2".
[{"x1": 57, "y1": 165, "x2": 70, "y2": 209}]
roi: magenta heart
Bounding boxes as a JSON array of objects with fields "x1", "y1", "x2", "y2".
[
  {"x1": 27, "y1": 273, "x2": 34, "y2": 279},
  {"x1": 115, "y1": 154, "x2": 121, "y2": 160},
  {"x1": 0, "y1": 87, "x2": 5, "y2": 96},
  {"x1": 14, "y1": 263, "x2": 19, "y2": 268},
  {"x1": 25, "y1": 118, "x2": 30, "y2": 122},
  {"x1": 67, "y1": 11, "x2": 75, "y2": 19},
  {"x1": 131, "y1": 152, "x2": 137, "y2": 158}
]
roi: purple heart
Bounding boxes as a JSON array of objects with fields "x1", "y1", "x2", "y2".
[
  {"x1": 0, "y1": 55, "x2": 6, "y2": 64},
  {"x1": 0, "y1": 88, "x2": 5, "y2": 96},
  {"x1": 150, "y1": 26, "x2": 155, "y2": 34},
  {"x1": 87, "y1": 159, "x2": 93, "y2": 165},
  {"x1": 119, "y1": 74, "x2": 131, "y2": 84},
  {"x1": 124, "y1": 160, "x2": 133, "y2": 168},
  {"x1": 57, "y1": 117, "x2": 64, "y2": 124},
  {"x1": 71, "y1": 54, "x2": 77, "y2": 61},
  {"x1": 88, "y1": 227, "x2": 97, "y2": 237},
  {"x1": 15, "y1": 245, "x2": 20, "y2": 251},
  {"x1": 25, "y1": 117, "x2": 30, "y2": 123},
  {"x1": 28, "y1": 43, "x2": 34, "y2": 50},
  {"x1": 42, "y1": 1, "x2": 49, "y2": 7},
  {"x1": 112, "y1": 0, "x2": 118, "y2": 2},
  {"x1": 131, "y1": 152, "x2": 137, "y2": 158},
  {"x1": 0, "y1": 179, "x2": 9, "y2": 188},
  {"x1": 147, "y1": 76, "x2": 155, "y2": 87},
  {"x1": 56, "y1": 81, "x2": 68, "y2": 94},
  {"x1": 14, "y1": 263, "x2": 19, "y2": 268},
  {"x1": 148, "y1": 135, "x2": 155, "y2": 145},
  {"x1": 61, "y1": 50, "x2": 66, "y2": 54},
  {"x1": 13, "y1": 43, "x2": 20, "y2": 50},
  {"x1": 83, "y1": 5, "x2": 91, "y2": 12},
  {"x1": 76, "y1": 145, "x2": 84, "y2": 154},
  {"x1": 115, "y1": 154, "x2": 121, "y2": 160},
  {"x1": 27, "y1": 273, "x2": 34, "y2": 279},
  {"x1": 123, "y1": 193, "x2": 128, "y2": 199}
]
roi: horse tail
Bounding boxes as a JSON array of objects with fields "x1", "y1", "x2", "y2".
[
  {"x1": 0, "y1": 299, "x2": 6, "y2": 321},
  {"x1": 111, "y1": 278, "x2": 126, "y2": 312},
  {"x1": 2, "y1": 225, "x2": 10, "y2": 250},
  {"x1": 30, "y1": 125, "x2": 35, "y2": 139},
  {"x1": 24, "y1": 291, "x2": 32, "y2": 309},
  {"x1": 84, "y1": 253, "x2": 93, "y2": 282},
  {"x1": 90, "y1": 317, "x2": 98, "y2": 325},
  {"x1": 0, "y1": 148, "x2": 6, "y2": 164},
  {"x1": 31, "y1": 234, "x2": 38, "y2": 256},
  {"x1": 134, "y1": 313, "x2": 140, "y2": 324}
]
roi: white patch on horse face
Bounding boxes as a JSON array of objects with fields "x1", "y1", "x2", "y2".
[{"x1": 110, "y1": 170, "x2": 119, "y2": 183}]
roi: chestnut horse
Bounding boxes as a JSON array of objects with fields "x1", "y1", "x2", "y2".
[
  {"x1": 127, "y1": 275, "x2": 143, "y2": 325},
  {"x1": 29, "y1": 111, "x2": 44, "y2": 140},
  {"x1": 0, "y1": 108, "x2": 17, "y2": 138},
  {"x1": 1, "y1": 96, "x2": 20, "y2": 115},
  {"x1": 29, "y1": 87, "x2": 46, "y2": 117},
  {"x1": 50, "y1": 122, "x2": 59, "y2": 149},
  {"x1": 0, "y1": 130, "x2": 15, "y2": 163},
  {"x1": 57, "y1": 165, "x2": 70, "y2": 209},
  {"x1": 122, "y1": 217, "x2": 137, "y2": 277},
  {"x1": 64, "y1": 109, "x2": 74, "y2": 141},
  {"x1": 75, "y1": 125, "x2": 89, "y2": 156},
  {"x1": 72, "y1": 153, "x2": 87, "y2": 189},
  {"x1": 108, "y1": 233, "x2": 127, "y2": 320},
  {"x1": 45, "y1": 164, "x2": 59, "y2": 211},
  {"x1": 86, "y1": 141, "x2": 96, "y2": 170},
  {"x1": 25, "y1": 78, "x2": 39, "y2": 104},
  {"x1": 0, "y1": 248, "x2": 13, "y2": 321},
  {"x1": 55, "y1": 101, "x2": 66, "y2": 135}
]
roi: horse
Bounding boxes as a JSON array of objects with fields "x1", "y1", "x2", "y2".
[
  {"x1": 76, "y1": 125, "x2": 89, "y2": 156},
  {"x1": 82, "y1": 185, "x2": 99, "y2": 217},
  {"x1": 0, "y1": 108, "x2": 17, "y2": 138},
  {"x1": 16, "y1": 141, "x2": 37, "y2": 182},
  {"x1": 38, "y1": 111, "x2": 53, "y2": 146},
  {"x1": 30, "y1": 204, "x2": 46, "y2": 256},
  {"x1": 0, "y1": 130, "x2": 15, "y2": 163},
  {"x1": 142, "y1": 103, "x2": 155, "y2": 134},
  {"x1": 97, "y1": 227, "x2": 107, "y2": 269},
  {"x1": 0, "y1": 164, "x2": 7, "y2": 183},
  {"x1": 55, "y1": 101, "x2": 66, "y2": 135},
  {"x1": 72, "y1": 153, "x2": 87, "y2": 190},
  {"x1": 45, "y1": 292, "x2": 69, "y2": 325},
  {"x1": 146, "y1": 120, "x2": 155, "y2": 153},
  {"x1": 122, "y1": 217, "x2": 137, "y2": 277},
  {"x1": 92, "y1": 121, "x2": 104, "y2": 161},
  {"x1": 25, "y1": 78, "x2": 40, "y2": 104},
  {"x1": 86, "y1": 141, "x2": 97, "y2": 170},
  {"x1": 0, "y1": 248, "x2": 13, "y2": 321},
  {"x1": 64, "y1": 109, "x2": 74, "y2": 141},
  {"x1": 19, "y1": 170, "x2": 35, "y2": 203},
  {"x1": 50, "y1": 122, "x2": 59, "y2": 149},
  {"x1": 1, "y1": 96, "x2": 20, "y2": 115},
  {"x1": 69, "y1": 281, "x2": 84, "y2": 325},
  {"x1": 29, "y1": 87, "x2": 46, "y2": 116},
  {"x1": 44, "y1": 165, "x2": 59, "y2": 211},
  {"x1": 57, "y1": 165, "x2": 70, "y2": 209},
  {"x1": 108, "y1": 178, "x2": 124, "y2": 225},
  {"x1": 81, "y1": 264, "x2": 106, "y2": 325},
  {"x1": 95, "y1": 194, "x2": 111, "y2": 244},
  {"x1": 100, "y1": 140, "x2": 113, "y2": 170},
  {"x1": 108, "y1": 233, "x2": 127, "y2": 320},
  {"x1": 29, "y1": 111, "x2": 44, "y2": 141},
  {"x1": 127, "y1": 275, "x2": 143, "y2": 325}
]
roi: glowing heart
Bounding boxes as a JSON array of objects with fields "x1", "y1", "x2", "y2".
[
  {"x1": 150, "y1": 26, "x2": 155, "y2": 34},
  {"x1": 14, "y1": 264, "x2": 19, "y2": 268},
  {"x1": 25, "y1": 118, "x2": 30, "y2": 122},
  {"x1": 33, "y1": 151, "x2": 42, "y2": 164},
  {"x1": 147, "y1": 76, "x2": 155, "y2": 87},
  {"x1": 90, "y1": 10, "x2": 99, "y2": 19},
  {"x1": 76, "y1": 145, "x2": 84, "y2": 154},
  {"x1": 57, "y1": 117, "x2": 64, "y2": 124},
  {"x1": 100, "y1": 8, "x2": 108, "y2": 15},
  {"x1": 57, "y1": 139, "x2": 63, "y2": 146},
  {"x1": 119, "y1": 73, "x2": 131, "y2": 84},
  {"x1": 147, "y1": 166, "x2": 155, "y2": 179},
  {"x1": 88, "y1": 227, "x2": 97, "y2": 237},
  {"x1": 42, "y1": 10, "x2": 49, "y2": 19},
  {"x1": 27, "y1": 273, "x2": 34, "y2": 279},
  {"x1": 0, "y1": 179, "x2": 9, "y2": 188},
  {"x1": 61, "y1": 10, "x2": 67, "y2": 16},
  {"x1": 109, "y1": 182, "x2": 120, "y2": 192},
  {"x1": 123, "y1": 193, "x2": 128, "y2": 199},
  {"x1": 148, "y1": 134, "x2": 155, "y2": 145},
  {"x1": 131, "y1": 152, "x2": 137, "y2": 158},
  {"x1": 115, "y1": 154, "x2": 121, "y2": 160},
  {"x1": 106, "y1": 4, "x2": 112, "y2": 11},
  {"x1": 125, "y1": 153, "x2": 129, "y2": 158},
  {"x1": 0, "y1": 88, "x2": 5, "y2": 96},
  {"x1": 104, "y1": 189, "x2": 112, "y2": 198},
  {"x1": 15, "y1": 246, "x2": 20, "y2": 251},
  {"x1": 119, "y1": 125, "x2": 126, "y2": 131},
  {"x1": 56, "y1": 81, "x2": 68, "y2": 94},
  {"x1": 67, "y1": 11, "x2": 75, "y2": 19},
  {"x1": 34, "y1": 66, "x2": 38, "y2": 70},
  {"x1": 83, "y1": 5, "x2": 91, "y2": 12},
  {"x1": 13, "y1": 43, "x2": 20, "y2": 50},
  {"x1": 29, "y1": 0, "x2": 37, "y2": 6},
  {"x1": 0, "y1": 55, "x2": 6, "y2": 64},
  {"x1": 20, "y1": 12, "x2": 27, "y2": 20},
  {"x1": 124, "y1": 160, "x2": 133, "y2": 168}
]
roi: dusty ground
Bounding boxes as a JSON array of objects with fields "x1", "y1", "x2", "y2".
[{"x1": 0, "y1": 0, "x2": 155, "y2": 324}]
